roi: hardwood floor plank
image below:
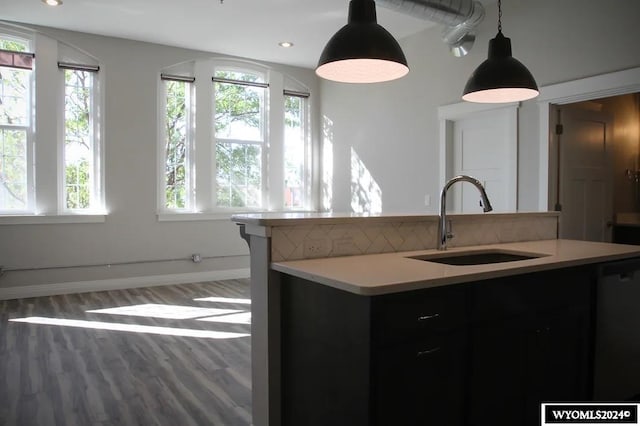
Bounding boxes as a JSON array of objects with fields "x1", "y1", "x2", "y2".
[{"x1": 0, "y1": 279, "x2": 252, "y2": 426}]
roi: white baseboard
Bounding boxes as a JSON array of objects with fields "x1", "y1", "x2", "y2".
[{"x1": 0, "y1": 268, "x2": 251, "y2": 301}]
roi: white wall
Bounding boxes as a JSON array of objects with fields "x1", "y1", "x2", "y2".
[
  {"x1": 2, "y1": 0, "x2": 640, "y2": 292},
  {"x1": 0, "y1": 25, "x2": 319, "y2": 292},
  {"x1": 320, "y1": 0, "x2": 640, "y2": 214}
]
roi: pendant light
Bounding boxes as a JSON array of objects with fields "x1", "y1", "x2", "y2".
[
  {"x1": 316, "y1": 0, "x2": 409, "y2": 84},
  {"x1": 462, "y1": 0, "x2": 538, "y2": 103}
]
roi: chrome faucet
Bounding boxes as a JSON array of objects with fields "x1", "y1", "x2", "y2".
[{"x1": 438, "y1": 175, "x2": 493, "y2": 250}]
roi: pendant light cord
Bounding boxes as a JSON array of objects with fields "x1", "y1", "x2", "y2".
[{"x1": 497, "y1": 0, "x2": 502, "y2": 32}]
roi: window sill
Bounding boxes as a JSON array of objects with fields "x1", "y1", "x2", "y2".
[
  {"x1": 157, "y1": 212, "x2": 235, "y2": 222},
  {"x1": 0, "y1": 214, "x2": 107, "y2": 225}
]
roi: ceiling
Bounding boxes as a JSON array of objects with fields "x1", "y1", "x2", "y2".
[{"x1": 0, "y1": 0, "x2": 439, "y2": 69}]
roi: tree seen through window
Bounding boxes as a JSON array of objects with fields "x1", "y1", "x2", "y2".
[
  {"x1": 0, "y1": 37, "x2": 30, "y2": 211},
  {"x1": 64, "y1": 69, "x2": 94, "y2": 210},
  {"x1": 214, "y1": 70, "x2": 264, "y2": 208},
  {"x1": 164, "y1": 79, "x2": 189, "y2": 209}
]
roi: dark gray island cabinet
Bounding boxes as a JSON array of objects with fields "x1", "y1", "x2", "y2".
[
  {"x1": 232, "y1": 213, "x2": 640, "y2": 426},
  {"x1": 279, "y1": 265, "x2": 600, "y2": 426}
]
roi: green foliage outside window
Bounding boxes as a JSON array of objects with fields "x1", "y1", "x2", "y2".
[
  {"x1": 162, "y1": 69, "x2": 308, "y2": 211},
  {"x1": 0, "y1": 38, "x2": 30, "y2": 210},
  {"x1": 215, "y1": 71, "x2": 264, "y2": 208},
  {"x1": 0, "y1": 44, "x2": 29, "y2": 210},
  {"x1": 0, "y1": 39, "x2": 27, "y2": 52},
  {"x1": 164, "y1": 80, "x2": 188, "y2": 209},
  {"x1": 64, "y1": 69, "x2": 93, "y2": 210},
  {"x1": 284, "y1": 95, "x2": 305, "y2": 209},
  {"x1": 216, "y1": 142, "x2": 262, "y2": 207},
  {"x1": 65, "y1": 159, "x2": 90, "y2": 209},
  {"x1": 0, "y1": 128, "x2": 27, "y2": 209}
]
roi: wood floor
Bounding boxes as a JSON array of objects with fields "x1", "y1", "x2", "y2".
[{"x1": 0, "y1": 279, "x2": 252, "y2": 426}]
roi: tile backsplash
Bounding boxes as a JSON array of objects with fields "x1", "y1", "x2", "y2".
[{"x1": 271, "y1": 214, "x2": 558, "y2": 261}]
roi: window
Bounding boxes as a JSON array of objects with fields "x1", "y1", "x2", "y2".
[
  {"x1": 161, "y1": 75, "x2": 194, "y2": 210},
  {"x1": 214, "y1": 70, "x2": 267, "y2": 209},
  {"x1": 0, "y1": 26, "x2": 103, "y2": 221},
  {"x1": 284, "y1": 91, "x2": 309, "y2": 209},
  {"x1": 0, "y1": 37, "x2": 33, "y2": 212},
  {"x1": 158, "y1": 61, "x2": 313, "y2": 217},
  {"x1": 62, "y1": 66, "x2": 99, "y2": 211}
]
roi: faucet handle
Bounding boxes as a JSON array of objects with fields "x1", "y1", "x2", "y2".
[{"x1": 446, "y1": 220, "x2": 455, "y2": 240}]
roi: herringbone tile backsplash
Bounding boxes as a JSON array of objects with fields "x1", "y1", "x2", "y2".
[{"x1": 271, "y1": 215, "x2": 558, "y2": 261}]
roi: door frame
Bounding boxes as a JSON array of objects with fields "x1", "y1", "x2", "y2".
[
  {"x1": 537, "y1": 67, "x2": 640, "y2": 210},
  {"x1": 438, "y1": 101, "x2": 520, "y2": 210}
]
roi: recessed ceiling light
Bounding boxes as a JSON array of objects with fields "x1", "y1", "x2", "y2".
[
  {"x1": 278, "y1": 42, "x2": 294, "y2": 48},
  {"x1": 42, "y1": 0, "x2": 63, "y2": 5}
]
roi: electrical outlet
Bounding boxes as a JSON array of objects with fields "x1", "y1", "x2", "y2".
[
  {"x1": 303, "y1": 238, "x2": 330, "y2": 258},
  {"x1": 191, "y1": 253, "x2": 202, "y2": 263},
  {"x1": 424, "y1": 194, "x2": 431, "y2": 207}
]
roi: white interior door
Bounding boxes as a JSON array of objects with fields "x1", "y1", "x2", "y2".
[
  {"x1": 558, "y1": 105, "x2": 613, "y2": 241},
  {"x1": 450, "y1": 107, "x2": 517, "y2": 212}
]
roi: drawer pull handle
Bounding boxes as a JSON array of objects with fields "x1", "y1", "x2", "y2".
[
  {"x1": 417, "y1": 313, "x2": 440, "y2": 321},
  {"x1": 417, "y1": 347, "x2": 441, "y2": 357}
]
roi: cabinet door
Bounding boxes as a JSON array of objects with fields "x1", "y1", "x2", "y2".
[
  {"x1": 468, "y1": 309, "x2": 592, "y2": 426},
  {"x1": 524, "y1": 307, "x2": 592, "y2": 420},
  {"x1": 468, "y1": 267, "x2": 594, "y2": 426},
  {"x1": 373, "y1": 332, "x2": 466, "y2": 426},
  {"x1": 281, "y1": 275, "x2": 373, "y2": 426},
  {"x1": 467, "y1": 317, "x2": 529, "y2": 426}
]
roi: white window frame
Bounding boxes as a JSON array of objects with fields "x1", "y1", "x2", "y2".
[
  {"x1": 157, "y1": 59, "x2": 314, "y2": 220},
  {"x1": 213, "y1": 65, "x2": 268, "y2": 211},
  {"x1": 0, "y1": 33, "x2": 35, "y2": 214},
  {"x1": 158, "y1": 74, "x2": 196, "y2": 212},
  {"x1": 0, "y1": 25, "x2": 105, "y2": 224},
  {"x1": 59, "y1": 63, "x2": 102, "y2": 213},
  {"x1": 283, "y1": 86, "x2": 312, "y2": 211}
]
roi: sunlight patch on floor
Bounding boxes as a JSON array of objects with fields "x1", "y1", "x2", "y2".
[
  {"x1": 198, "y1": 312, "x2": 251, "y2": 324},
  {"x1": 87, "y1": 303, "x2": 241, "y2": 319},
  {"x1": 194, "y1": 296, "x2": 251, "y2": 305},
  {"x1": 9, "y1": 317, "x2": 250, "y2": 339}
]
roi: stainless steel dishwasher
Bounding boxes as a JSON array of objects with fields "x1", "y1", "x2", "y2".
[{"x1": 594, "y1": 258, "x2": 640, "y2": 401}]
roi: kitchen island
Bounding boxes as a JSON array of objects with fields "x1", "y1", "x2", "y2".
[{"x1": 233, "y1": 212, "x2": 640, "y2": 426}]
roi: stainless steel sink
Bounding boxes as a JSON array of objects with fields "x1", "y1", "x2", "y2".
[{"x1": 407, "y1": 249, "x2": 547, "y2": 266}]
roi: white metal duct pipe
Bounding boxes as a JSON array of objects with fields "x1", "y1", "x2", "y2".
[
  {"x1": 441, "y1": 1, "x2": 485, "y2": 56},
  {"x1": 376, "y1": 0, "x2": 485, "y2": 56}
]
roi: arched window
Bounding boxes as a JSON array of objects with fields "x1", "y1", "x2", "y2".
[
  {"x1": 159, "y1": 60, "x2": 312, "y2": 216},
  {"x1": 0, "y1": 25, "x2": 103, "y2": 219}
]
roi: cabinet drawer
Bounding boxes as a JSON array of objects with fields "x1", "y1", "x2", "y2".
[
  {"x1": 371, "y1": 285, "x2": 467, "y2": 346},
  {"x1": 373, "y1": 331, "x2": 467, "y2": 426}
]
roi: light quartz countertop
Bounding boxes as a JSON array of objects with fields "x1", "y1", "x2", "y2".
[{"x1": 271, "y1": 239, "x2": 640, "y2": 296}]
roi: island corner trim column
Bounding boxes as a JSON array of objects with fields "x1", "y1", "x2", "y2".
[{"x1": 245, "y1": 230, "x2": 282, "y2": 426}]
